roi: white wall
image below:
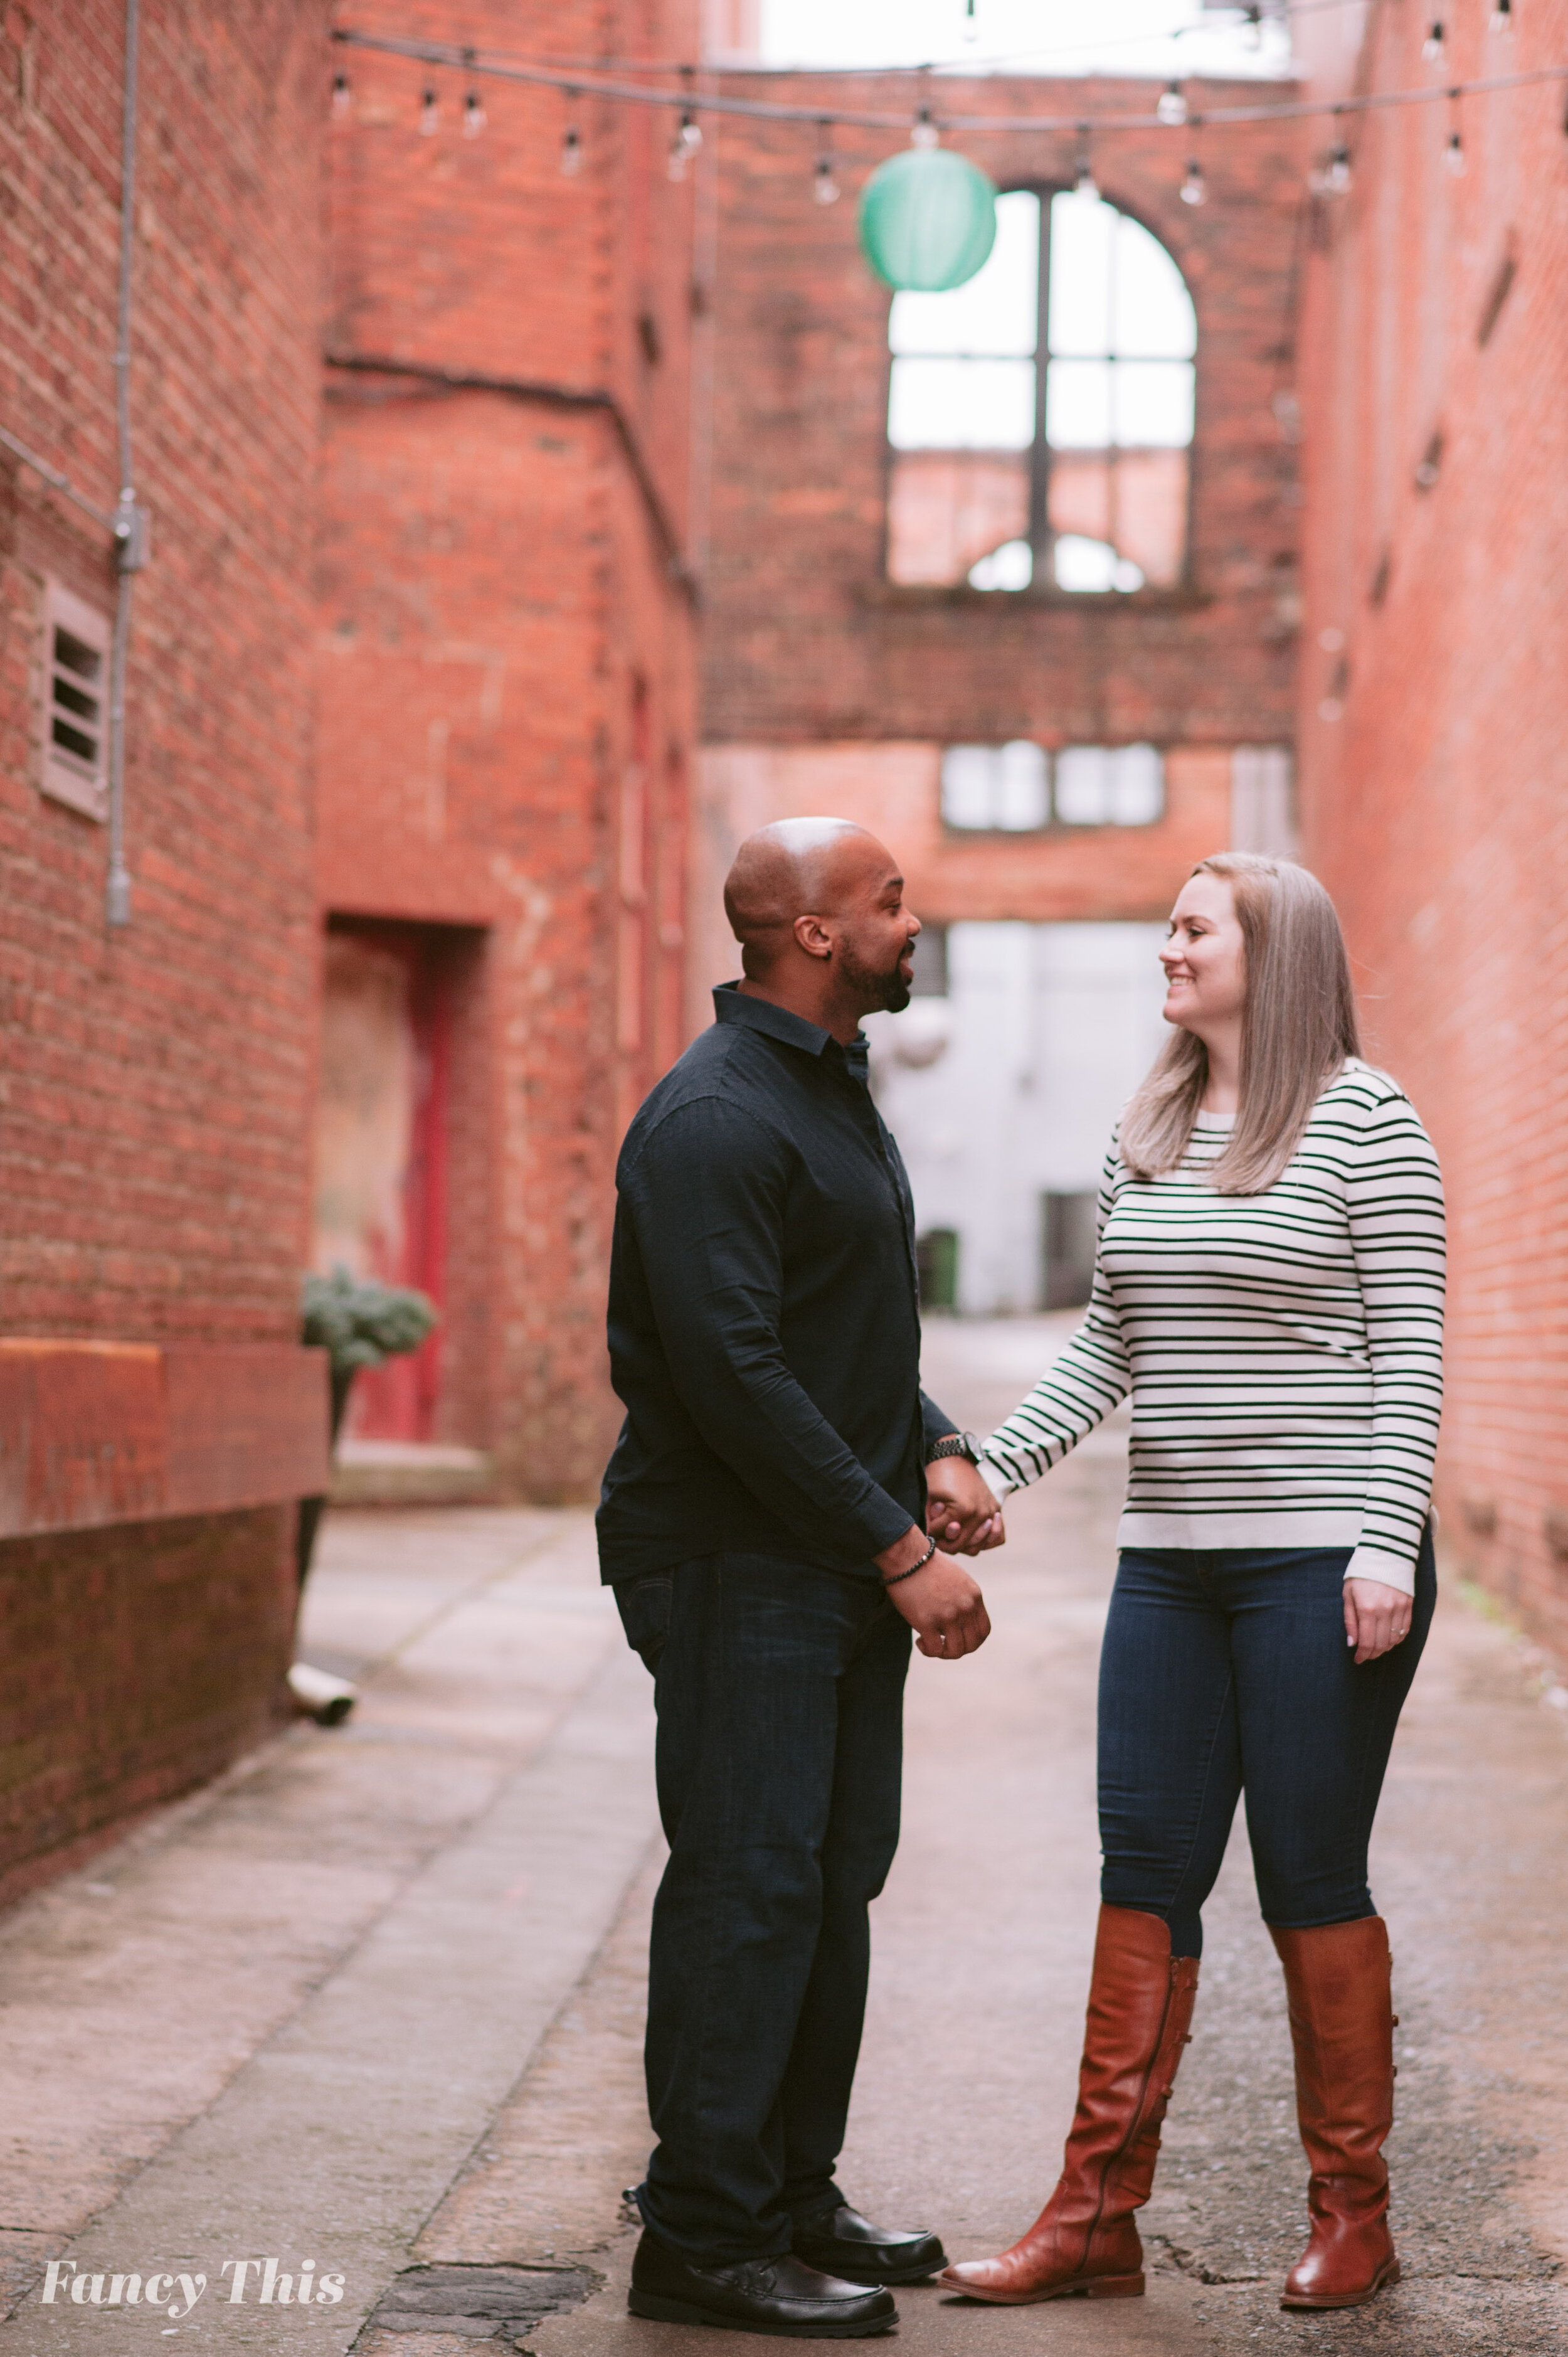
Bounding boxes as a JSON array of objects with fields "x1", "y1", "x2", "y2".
[{"x1": 867, "y1": 920, "x2": 1168, "y2": 1314}]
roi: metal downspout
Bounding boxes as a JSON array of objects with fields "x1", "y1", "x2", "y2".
[{"x1": 107, "y1": 0, "x2": 146, "y2": 928}]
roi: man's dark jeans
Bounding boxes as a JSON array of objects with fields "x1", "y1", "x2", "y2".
[
  {"x1": 1099, "y1": 1530, "x2": 1438, "y2": 1957},
  {"x1": 615, "y1": 1553, "x2": 911, "y2": 2265}
]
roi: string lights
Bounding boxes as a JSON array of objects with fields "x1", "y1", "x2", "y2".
[
  {"x1": 329, "y1": 26, "x2": 1568, "y2": 219},
  {"x1": 1491, "y1": 0, "x2": 1514, "y2": 28}
]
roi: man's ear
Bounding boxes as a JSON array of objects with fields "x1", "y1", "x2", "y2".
[{"x1": 793, "y1": 913, "x2": 834, "y2": 963}]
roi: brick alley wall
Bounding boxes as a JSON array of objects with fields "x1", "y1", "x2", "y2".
[
  {"x1": 319, "y1": 1, "x2": 701, "y2": 1494},
  {"x1": 0, "y1": 0, "x2": 329, "y2": 1344},
  {"x1": 701, "y1": 76, "x2": 1306, "y2": 752},
  {"x1": 1295, "y1": 3, "x2": 1568, "y2": 1649},
  {"x1": 0, "y1": 2, "x2": 333, "y2": 1890}
]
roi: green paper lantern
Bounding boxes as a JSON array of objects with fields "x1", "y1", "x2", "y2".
[{"x1": 858, "y1": 148, "x2": 999, "y2": 293}]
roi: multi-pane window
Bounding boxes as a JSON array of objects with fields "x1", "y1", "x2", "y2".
[
  {"x1": 941, "y1": 742, "x2": 1164, "y2": 830},
  {"x1": 887, "y1": 188, "x2": 1196, "y2": 594}
]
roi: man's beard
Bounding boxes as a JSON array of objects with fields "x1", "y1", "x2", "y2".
[{"x1": 840, "y1": 943, "x2": 912, "y2": 1014}]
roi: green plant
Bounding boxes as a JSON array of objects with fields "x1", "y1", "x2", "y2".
[
  {"x1": 295, "y1": 1267, "x2": 440, "y2": 1594},
  {"x1": 302, "y1": 1265, "x2": 439, "y2": 1428}
]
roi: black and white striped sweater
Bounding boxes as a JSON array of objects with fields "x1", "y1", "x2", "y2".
[{"x1": 976, "y1": 1061, "x2": 1446, "y2": 1595}]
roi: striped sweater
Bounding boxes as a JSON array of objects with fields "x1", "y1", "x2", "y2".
[{"x1": 977, "y1": 1061, "x2": 1445, "y2": 1595}]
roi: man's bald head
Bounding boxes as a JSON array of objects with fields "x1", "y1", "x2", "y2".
[{"x1": 724, "y1": 818, "x2": 879, "y2": 971}]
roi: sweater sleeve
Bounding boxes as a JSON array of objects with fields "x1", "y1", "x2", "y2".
[
  {"x1": 977, "y1": 1145, "x2": 1132, "y2": 1498},
  {"x1": 1342, "y1": 1090, "x2": 1446, "y2": 1595}
]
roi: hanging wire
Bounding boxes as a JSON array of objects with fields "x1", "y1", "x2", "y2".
[{"x1": 329, "y1": 27, "x2": 1568, "y2": 145}]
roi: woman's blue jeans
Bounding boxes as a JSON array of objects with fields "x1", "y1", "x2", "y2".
[{"x1": 1098, "y1": 1530, "x2": 1436, "y2": 1957}]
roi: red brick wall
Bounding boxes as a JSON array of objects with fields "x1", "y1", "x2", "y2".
[
  {"x1": 701, "y1": 75, "x2": 1306, "y2": 750},
  {"x1": 0, "y1": 1506, "x2": 296, "y2": 1908},
  {"x1": 0, "y1": 4, "x2": 331, "y2": 1895},
  {"x1": 319, "y1": 1, "x2": 700, "y2": 1494},
  {"x1": 0, "y1": 1, "x2": 329, "y2": 1344},
  {"x1": 1295, "y1": 4, "x2": 1568, "y2": 1645}
]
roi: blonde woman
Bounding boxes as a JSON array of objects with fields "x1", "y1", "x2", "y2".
[{"x1": 939, "y1": 854, "x2": 1444, "y2": 2316}]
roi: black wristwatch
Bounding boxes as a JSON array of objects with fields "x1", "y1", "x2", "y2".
[{"x1": 927, "y1": 1430, "x2": 982, "y2": 1466}]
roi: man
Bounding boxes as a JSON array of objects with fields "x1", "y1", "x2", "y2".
[{"x1": 598, "y1": 817, "x2": 1003, "y2": 2339}]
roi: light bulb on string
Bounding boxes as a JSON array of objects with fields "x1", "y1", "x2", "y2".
[
  {"x1": 1444, "y1": 93, "x2": 1467, "y2": 174},
  {"x1": 1074, "y1": 130, "x2": 1098, "y2": 199},
  {"x1": 668, "y1": 109, "x2": 702, "y2": 181},
  {"x1": 331, "y1": 70, "x2": 352, "y2": 122},
  {"x1": 911, "y1": 107, "x2": 940, "y2": 151},
  {"x1": 1242, "y1": 4, "x2": 1263, "y2": 49},
  {"x1": 561, "y1": 120, "x2": 584, "y2": 177},
  {"x1": 460, "y1": 50, "x2": 484, "y2": 139},
  {"x1": 813, "y1": 121, "x2": 840, "y2": 205},
  {"x1": 1157, "y1": 82, "x2": 1189, "y2": 128},
  {"x1": 1490, "y1": 0, "x2": 1513, "y2": 28},
  {"x1": 1181, "y1": 156, "x2": 1207, "y2": 206},
  {"x1": 963, "y1": 0, "x2": 979, "y2": 41},
  {"x1": 1310, "y1": 136, "x2": 1353, "y2": 198},
  {"x1": 420, "y1": 85, "x2": 439, "y2": 136},
  {"x1": 1422, "y1": 19, "x2": 1446, "y2": 61}
]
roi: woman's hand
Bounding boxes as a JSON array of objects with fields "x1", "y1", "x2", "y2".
[{"x1": 1343, "y1": 1577, "x2": 1413, "y2": 1664}]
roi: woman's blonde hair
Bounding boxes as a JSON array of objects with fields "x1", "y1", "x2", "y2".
[{"x1": 1118, "y1": 852, "x2": 1362, "y2": 1195}]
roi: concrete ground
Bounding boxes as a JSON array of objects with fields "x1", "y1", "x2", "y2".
[{"x1": 1, "y1": 1317, "x2": 1564, "y2": 2357}]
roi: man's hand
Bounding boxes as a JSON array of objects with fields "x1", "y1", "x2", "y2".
[
  {"x1": 873, "y1": 1525, "x2": 992, "y2": 1658},
  {"x1": 926, "y1": 1457, "x2": 1005, "y2": 1555},
  {"x1": 1343, "y1": 1577, "x2": 1413, "y2": 1664}
]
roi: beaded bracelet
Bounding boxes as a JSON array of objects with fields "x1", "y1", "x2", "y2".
[{"x1": 881, "y1": 1533, "x2": 938, "y2": 1587}]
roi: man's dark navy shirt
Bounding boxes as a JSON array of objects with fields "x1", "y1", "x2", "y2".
[{"x1": 596, "y1": 984, "x2": 958, "y2": 1583}]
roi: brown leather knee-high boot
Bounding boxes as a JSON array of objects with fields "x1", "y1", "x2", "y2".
[
  {"x1": 1270, "y1": 1916, "x2": 1401, "y2": 2311},
  {"x1": 937, "y1": 1907, "x2": 1199, "y2": 2305}
]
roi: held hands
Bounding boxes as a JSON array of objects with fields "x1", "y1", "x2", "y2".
[
  {"x1": 874, "y1": 1524, "x2": 992, "y2": 1659},
  {"x1": 1343, "y1": 1577, "x2": 1413, "y2": 1664},
  {"x1": 925, "y1": 1457, "x2": 1007, "y2": 1557}
]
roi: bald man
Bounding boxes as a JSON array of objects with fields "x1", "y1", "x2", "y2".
[{"x1": 598, "y1": 819, "x2": 1003, "y2": 2338}]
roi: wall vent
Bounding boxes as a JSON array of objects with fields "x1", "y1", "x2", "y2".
[{"x1": 39, "y1": 582, "x2": 110, "y2": 821}]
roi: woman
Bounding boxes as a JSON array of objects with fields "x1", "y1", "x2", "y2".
[{"x1": 938, "y1": 853, "x2": 1444, "y2": 2316}]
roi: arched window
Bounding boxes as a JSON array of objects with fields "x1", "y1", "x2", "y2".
[{"x1": 886, "y1": 188, "x2": 1196, "y2": 593}]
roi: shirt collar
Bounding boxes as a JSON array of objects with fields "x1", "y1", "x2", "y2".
[{"x1": 712, "y1": 982, "x2": 869, "y2": 1077}]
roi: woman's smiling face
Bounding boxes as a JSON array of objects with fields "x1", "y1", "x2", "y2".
[{"x1": 1160, "y1": 871, "x2": 1248, "y2": 1037}]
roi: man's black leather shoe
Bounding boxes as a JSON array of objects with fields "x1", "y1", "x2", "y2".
[
  {"x1": 628, "y1": 2230, "x2": 896, "y2": 2337},
  {"x1": 793, "y1": 2203, "x2": 947, "y2": 2287}
]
